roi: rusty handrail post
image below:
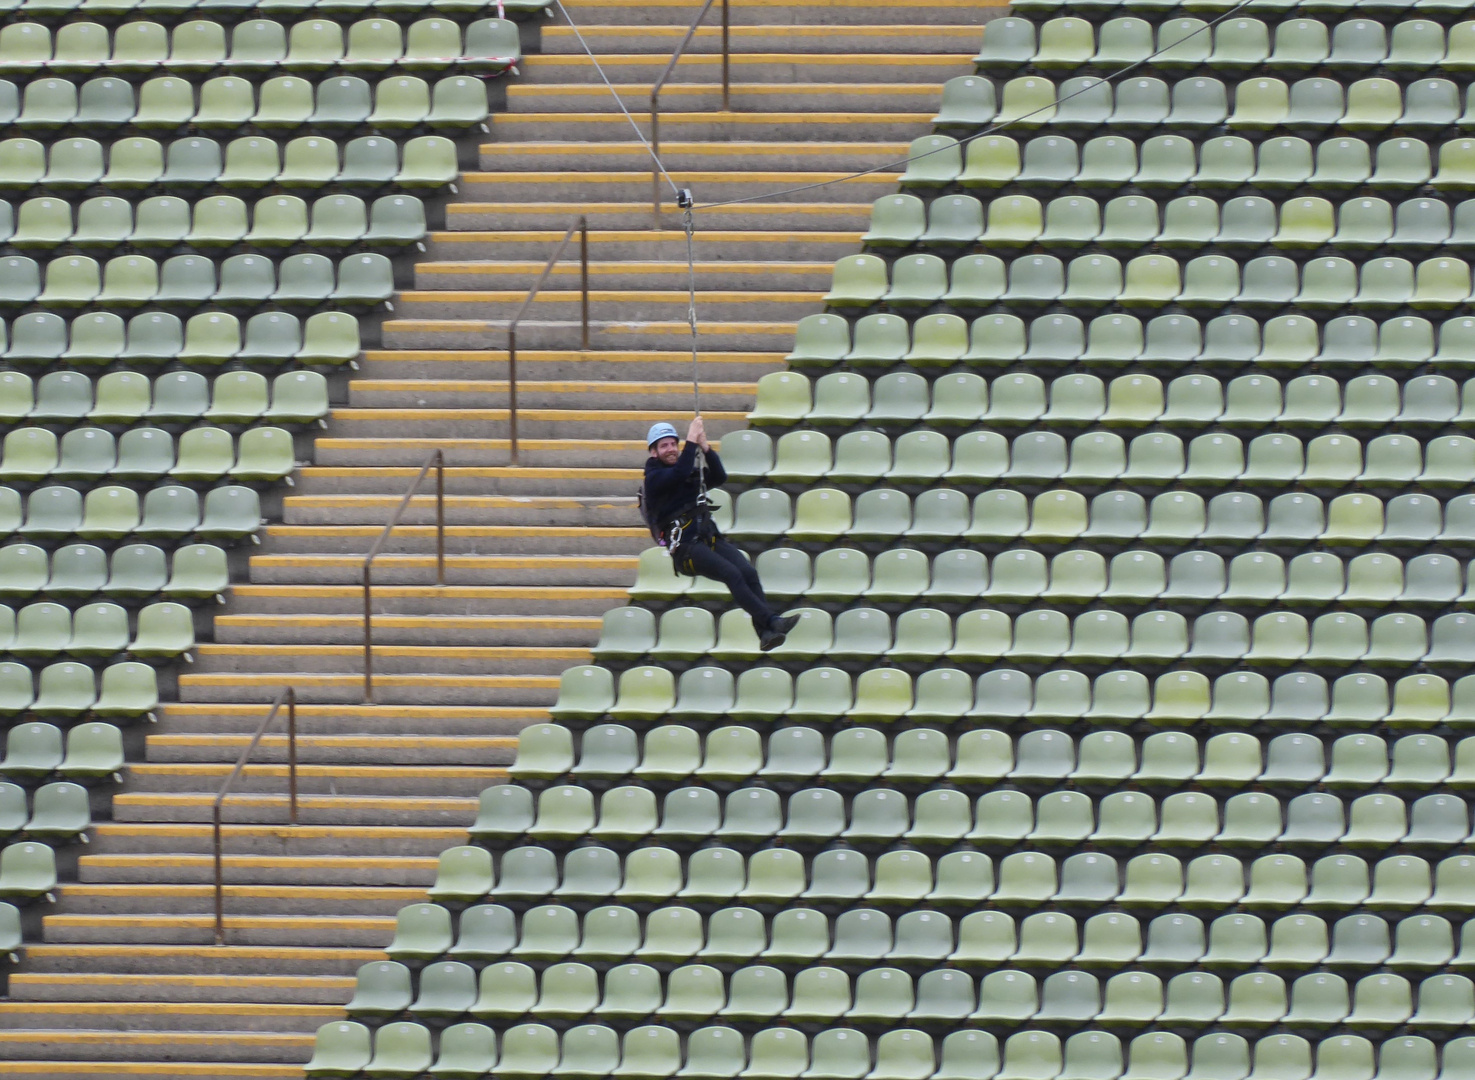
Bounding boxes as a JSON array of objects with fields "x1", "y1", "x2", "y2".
[
  {"x1": 507, "y1": 216, "x2": 589, "y2": 466},
  {"x1": 214, "y1": 687, "x2": 297, "y2": 947},
  {"x1": 650, "y1": 0, "x2": 724, "y2": 219},
  {"x1": 362, "y1": 450, "x2": 447, "y2": 703}
]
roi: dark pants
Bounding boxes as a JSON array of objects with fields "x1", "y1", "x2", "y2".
[{"x1": 676, "y1": 535, "x2": 777, "y2": 633}]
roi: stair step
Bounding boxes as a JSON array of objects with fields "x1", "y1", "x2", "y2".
[
  {"x1": 394, "y1": 286, "x2": 821, "y2": 322},
  {"x1": 319, "y1": 407, "x2": 746, "y2": 441},
  {"x1": 179, "y1": 671, "x2": 560, "y2": 705},
  {"x1": 490, "y1": 108, "x2": 932, "y2": 140},
  {"x1": 43, "y1": 914, "x2": 393, "y2": 950},
  {"x1": 219, "y1": 611, "x2": 603, "y2": 643},
  {"x1": 192, "y1": 644, "x2": 591, "y2": 677},
  {"x1": 516, "y1": 52, "x2": 971, "y2": 83},
  {"x1": 346, "y1": 377, "x2": 757, "y2": 411},
  {"x1": 446, "y1": 200, "x2": 869, "y2": 231},
  {"x1": 481, "y1": 139, "x2": 906, "y2": 172},
  {"x1": 156, "y1": 703, "x2": 544, "y2": 736},
  {"x1": 380, "y1": 317, "x2": 798, "y2": 351},
  {"x1": 257, "y1": 523, "x2": 648, "y2": 556},
  {"x1": 538, "y1": 23, "x2": 987, "y2": 53},
  {"x1": 114, "y1": 792, "x2": 479, "y2": 826},
  {"x1": 296, "y1": 465, "x2": 642, "y2": 498},
  {"x1": 458, "y1": 169, "x2": 896, "y2": 201},
  {"x1": 54, "y1": 884, "x2": 422, "y2": 919},
  {"x1": 503, "y1": 81, "x2": 941, "y2": 113},
  {"x1": 0, "y1": 1001, "x2": 340, "y2": 1034},
  {"x1": 427, "y1": 227, "x2": 859, "y2": 261},
  {"x1": 556, "y1": 1, "x2": 997, "y2": 27},
  {"x1": 79, "y1": 853, "x2": 437, "y2": 887},
  {"x1": 3, "y1": 1065, "x2": 304, "y2": 1080},
  {"x1": 0, "y1": 1030, "x2": 313, "y2": 1065},
  {"x1": 11, "y1": 972, "x2": 354, "y2": 1004},
  {"x1": 356, "y1": 347, "x2": 784, "y2": 381},
  {"x1": 125, "y1": 763, "x2": 505, "y2": 797},
  {"x1": 144, "y1": 732, "x2": 515, "y2": 765},
  {"x1": 19, "y1": 943, "x2": 381, "y2": 976},
  {"x1": 86, "y1": 823, "x2": 465, "y2": 859},
  {"x1": 414, "y1": 260, "x2": 830, "y2": 292},
  {"x1": 227, "y1": 583, "x2": 626, "y2": 614}
]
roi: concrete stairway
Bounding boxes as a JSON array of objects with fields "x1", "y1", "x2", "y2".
[{"x1": 0, "y1": 1, "x2": 990, "y2": 1075}]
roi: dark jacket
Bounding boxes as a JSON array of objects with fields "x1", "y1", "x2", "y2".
[{"x1": 643, "y1": 442, "x2": 726, "y2": 534}]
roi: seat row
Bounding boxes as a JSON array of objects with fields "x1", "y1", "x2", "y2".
[
  {"x1": 0, "y1": 841, "x2": 52, "y2": 902},
  {"x1": 1011, "y1": 0, "x2": 1468, "y2": 17},
  {"x1": 727, "y1": 428, "x2": 1475, "y2": 491},
  {"x1": 0, "y1": 252, "x2": 392, "y2": 309},
  {"x1": 403, "y1": 883, "x2": 1475, "y2": 966},
  {"x1": 477, "y1": 782, "x2": 1475, "y2": 850},
  {"x1": 0, "y1": 425, "x2": 294, "y2": 484},
  {"x1": 638, "y1": 544, "x2": 1475, "y2": 608},
  {"x1": 0, "y1": 541, "x2": 227, "y2": 602},
  {"x1": 308, "y1": 1021, "x2": 1475, "y2": 1080},
  {"x1": 973, "y1": 15, "x2": 1475, "y2": 74},
  {"x1": 393, "y1": 885, "x2": 1475, "y2": 969},
  {"x1": 0, "y1": 781, "x2": 89, "y2": 843},
  {"x1": 1, "y1": 193, "x2": 424, "y2": 251},
  {"x1": 388, "y1": 841, "x2": 1475, "y2": 911},
  {"x1": 596, "y1": 603, "x2": 1475, "y2": 666},
  {"x1": 866, "y1": 192, "x2": 1475, "y2": 254},
  {"x1": 826, "y1": 252, "x2": 1475, "y2": 314},
  {"x1": 0, "y1": 17, "x2": 519, "y2": 74},
  {"x1": 783, "y1": 312, "x2": 1475, "y2": 371},
  {"x1": 0, "y1": 133, "x2": 455, "y2": 191},
  {"x1": 0, "y1": 483, "x2": 260, "y2": 542},
  {"x1": 0, "y1": 73, "x2": 489, "y2": 131},
  {"x1": 0, "y1": 663, "x2": 157, "y2": 720},
  {"x1": 907, "y1": 130, "x2": 1460, "y2": 191},
  {"x1": 2, "y1": 720, "x2": 134, "y2": 780},
  {"x1": 0, "y1": 310, "x2": 359, "y2": 366},
  {"x1": 0, "y1": 370, "x2": 328, "y2": 426},
  {"x1": 549, "y1": 662, "x2": 1462, "y2": 728},
  {"x1": 716, "y1": 485, "x2": 1475, "y2": 546},
  {"x1": 0, "y1": 600, "x2": 192, "y2": 661},
  {"x1": 927, "y1": 75, "x2": 1475, "y2": 136},
  {"x1": 509, "y1": 721, "x2": 1475, "y2": 789},
  {"x1": 354, "y1": 958, "x2": 1475, "y2": 1030}
]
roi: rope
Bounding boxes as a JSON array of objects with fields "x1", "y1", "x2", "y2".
[
  {"x1": 552, "y1": 0, "x2": 682, "y2": 197},
  {"x1": 691, "y1": 0, "x2": 1262, "y2": 211}
]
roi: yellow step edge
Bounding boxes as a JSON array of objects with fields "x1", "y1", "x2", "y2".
[
  {"x1": 429, "y1": 230, "x2": 860, "y2": 243},
  {"x1": 2, "y1": 1066, "x2": 304, "y2": 1078},
  {"x1": 12, "y1": 972, "x2": 354, "y2": 988},
  {"x1": 359, "y1": 349, "x2": 783, "y2": 361},
  {"x1": 350, "y1": 378, "x2": 757, "y2": 392},
  {"x1": 496, "y1": 110, "x2": 935, "y2": 120},
  {"x1": 44, "y1": 914, "x2": 392, "y2": 932},
  {"x1": 248, "y1": 555, "x2": 630, "y2": 571},
  {"x1": 396, "y1": 289, "x2": 821, "y2": 301},
  {"x1": 324, "y1": 407, "x2": 747, "y2": 420},
  {"x1": 115, "y1": 792, "x2": 476, "y2": 811},
  {"x1": 79, "y1": 855, "x2": 438, "y2": 871},
  {"x1": 520, "y1": 52, "x2": 971, "y2": 64},
  {"x1": 146, "y1": 732, "x2": 516, "y2": 747},
  {"x1": 417, "y1": 262, "x2": 829, "y2": 275},
  {"x1": 461, "y1": 169, "x2": 894, "y2": 182},
  {"x1": 219, "y1": 610, "x2": 604, "y2": 624},
  {"x1": 22, "y1": 943, "x2": 385, "y2": 960},
  {"x1": 127, "y1": 764, "x2": 508, "y2": 779},
  {"x1": 180, "y1": 674, "x2": 560, "y2": 688},
  {"x1": 0, "y1": 1032, "x2": 313, "y2": 1047},
  {"x1": 298, "y1": 466, "x2": 643, "y2": 480},
  {"x1": 160, "y1": 703, "x2": 539, "y2": 718},
  {"x1": 506, "y1": 82, "x2": 939, "y2": 95},
  {"x1": 231, "y1": 584, "x2": 624, "y2": 598},
  {"x1": 262, "y1": 524, "x2": 645, "y2": 538},
  {"x1": 0, "y1": 1000, "x2": 342, "y2": 1018},
  {"x1": 446, "y1": 200, "x2": 869, "y2": 211},
  {"x1": 90, "y1": 823, "x2": 465, "y2": 839},
  {"x1": 542, "y1": 22, "x2": 987, "y2": 33},
  {"x1": 54, "y1": 884, "x2": 422, "y2": 901},
  {"x1": 382, "y1": 318, "x2": 795, "y2": 332}
]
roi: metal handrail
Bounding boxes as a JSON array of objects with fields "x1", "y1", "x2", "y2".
[
  {"x1": 362, "y1": 450, "x2": 446, "y2": 703},
  {"x1": 651, "y1": 0, "x2": 729, "y2": 217},
  {"x1": 213, "y1": 687, "x2": 298, "y2": 947},
  {"x1": 506, "y1": 215, "x2": 589, "y2": 466}
]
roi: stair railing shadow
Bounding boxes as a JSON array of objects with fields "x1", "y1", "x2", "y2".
[
  {"x1": 212, "y1": 686, "x2": 297, "y2": 947},
  {"x1": 651, "y1": 0, "x2": 731, "y2": 217},
  {"x1": 362, "y1": 450, "x2": 447, "y2": 704},
  {"x1": 507, "y1": 215, "x2": 591, "y2": 465}
]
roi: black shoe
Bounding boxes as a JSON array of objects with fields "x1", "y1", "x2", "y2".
[{"x1": 758, "y1": 614, "x2": 800, "y2": 652}]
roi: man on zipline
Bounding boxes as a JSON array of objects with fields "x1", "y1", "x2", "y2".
[{"x1": 643, "y1": 418, "x2": 799, "y2": 652}]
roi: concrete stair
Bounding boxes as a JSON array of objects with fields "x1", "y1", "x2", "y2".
[{"x1": 0, "y1": 0, "x2": 992, "y2": 1075}]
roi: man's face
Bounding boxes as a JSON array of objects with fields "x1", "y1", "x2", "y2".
[{"x1": 651, "y1": 436, "x2": 680, "y2": 465}]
